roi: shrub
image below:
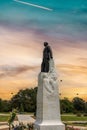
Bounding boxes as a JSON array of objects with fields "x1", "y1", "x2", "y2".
[
  {"x1": 8, "y1": 109, "x2": 17, "y2": 125},
  {"x1": 76, "y1": 113, "x2": 82, "y2": 117},
  {"x1": 83, "y1": 113, "x2": 87, "y2": 116}
]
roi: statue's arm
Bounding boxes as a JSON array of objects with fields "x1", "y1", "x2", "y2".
[{"x1": 48, "y1": 46, "x2": 53, "y2": 58}]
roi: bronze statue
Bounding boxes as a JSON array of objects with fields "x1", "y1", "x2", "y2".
[{"x1": 41, "y1": 42, "x2": 53, "y2": 72}]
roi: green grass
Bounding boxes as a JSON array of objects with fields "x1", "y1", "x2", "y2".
[
  {"x1": 0, "y1": 112, "x2": 10, "y2": 114},
  {"x1": 0, "y1": 115, "x2": 10, "y2": 122},
  {"x1": 0, "y1": 114, "x2": 87, "y2": 122},
  {"x1": 61, "y1": 115, "x2": 87, "y2": 121}
]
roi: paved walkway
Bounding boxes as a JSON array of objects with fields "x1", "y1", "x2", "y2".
[
  {"x1": 0, "y1": 122, "x2": 7, "y2": 125},
  {"x1": 17, "y1": 114, "x2": 35, "y2": 124},
  {"x1": 0, "y1": 125, "x2": 9, "y2": 130},
  {"x1": 0, "y1": 114, "x2": 9, "y2": 116},
  {"x1": 67, "y1": 125, "x2": 87, "y2": 130},
  {"x1": 12, "y1": 114, "x2": 35, "y2": 126}
]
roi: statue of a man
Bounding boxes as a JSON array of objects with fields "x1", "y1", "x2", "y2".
[{"x1": 41, "y1": 42, "x2": 53, "y2": 72}]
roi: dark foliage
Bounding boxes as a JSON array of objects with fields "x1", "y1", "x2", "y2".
[
  {"x1": 0, "y1": 87, "x2": 87, "y2": 114},
  {"x1": 0, "y1": 99, "x2": 11, "y2": 112},
  {"x1": 10, "y1": 87, "x2": 37, "y2": 112},
  {"x1": 60, "y1": 97, "x2": 74, "y2": 113},
  {"x1": 72, "y1": 97, "x2": 85, "y2": 112}
]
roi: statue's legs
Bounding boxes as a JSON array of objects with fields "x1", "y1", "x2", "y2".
[{"x1": 41, "y1": 59, "x2": 49, "y2": 72}]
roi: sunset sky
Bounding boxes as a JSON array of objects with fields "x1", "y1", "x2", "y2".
[{"x1": 0, "y1": 0, "x2": 87, "y2": 100}]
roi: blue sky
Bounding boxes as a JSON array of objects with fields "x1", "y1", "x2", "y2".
[{"x1": 0, "y1": 0, "x2": 87, "y2": 40}]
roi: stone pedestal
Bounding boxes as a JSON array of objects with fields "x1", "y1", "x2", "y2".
[{"x1": 34, "y1": 59, "x2": 65, "y2": 130}]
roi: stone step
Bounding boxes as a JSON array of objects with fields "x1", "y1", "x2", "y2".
[
  {"x1": 16, "y1": 114, "x2": 35, "y2": 125},
  {"x1": 0, "y1": 123, "x2": 8, "y2": 126},
  {"x1": 0, "y1": 125, "x2": 9, "y2": 130}
]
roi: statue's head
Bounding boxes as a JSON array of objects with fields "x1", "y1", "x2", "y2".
[{"x1": 44, "y1": 42, "x2": 48, "y2": 47}]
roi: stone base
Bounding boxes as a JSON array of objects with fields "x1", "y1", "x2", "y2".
[
  {"x1": 34, "y1": 60, "x2": 65, "y2": 130},
  {"x1": 34, "y1": 121, "x2": 65, "y2": 130}
]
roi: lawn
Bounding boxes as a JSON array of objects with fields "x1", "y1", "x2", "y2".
[
  {"x1": 61, "y1": 115, "x2": 87, "y2": 121},
  {"x1": 0, "y1": 114, "x2": 87, "y2": 122},
  {"x1": 0, "y1": 115, "x2": 10, "y2": 122}
]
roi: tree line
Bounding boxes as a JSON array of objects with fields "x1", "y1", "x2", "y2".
[{"x1": 0, "y1": 87, "x2": 87, "y2": 114}]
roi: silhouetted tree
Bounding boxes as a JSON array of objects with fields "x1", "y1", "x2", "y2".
[
  {"x1": 72, "y1": 97, "x2": 85, "y2": 113},
  {"x1": 0, "y1": 99, "x2": 11, "y2": 112},
  {"x1": 11, "y1": 87, "x2": 37, "y2": 112},
  {"x1": 84, "y1": 102, "x2": 87, "y2": 113},
  {"x1": 60, "y1": 97, "x2": 73, "y2": 113}
]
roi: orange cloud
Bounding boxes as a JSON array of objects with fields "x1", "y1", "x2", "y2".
[
  {"x1": 0, "y1": 65, "x2": 39, "y2": 78},
  {"x1": 0, "y1": 27, "x2": 87, "y2": 100}
]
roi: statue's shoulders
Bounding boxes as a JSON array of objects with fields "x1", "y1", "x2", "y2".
[
  {"x1": 47, "y1": 45, "x2": 51, "y2": 49},
  {"x1": 44, "y1": 46, "x2": 51, "y2": 52},
  {"x1": 47, "y1": 46, "x2": 52, "y2": 51}
]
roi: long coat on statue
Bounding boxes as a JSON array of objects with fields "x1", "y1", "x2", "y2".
[{"x1": 41, "y1": 45, "x2": 53, "y2": 72}]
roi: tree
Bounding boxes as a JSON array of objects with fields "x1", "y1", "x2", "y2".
[
  {"x1": 11, "y1": 87, "x2": 37, "y2": 112},
  {"x1": 0, "y1": 99, "x2": 3, "y2": 112},
  {"x1": 60, "y1": 97, "x2": 73, "y2": 113},
  {"x1": 84, "y1": 102, "x2": 87, "y2": 113},
  {"x1": 72, "y1": 97, "x2": 85, "y2": 113},
  {"x1": 8, "y1": 109, "x2": 17, "y2": 130},
  {"x1": 0, "y1": 99, "x2": 11, "y2": 112}
]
